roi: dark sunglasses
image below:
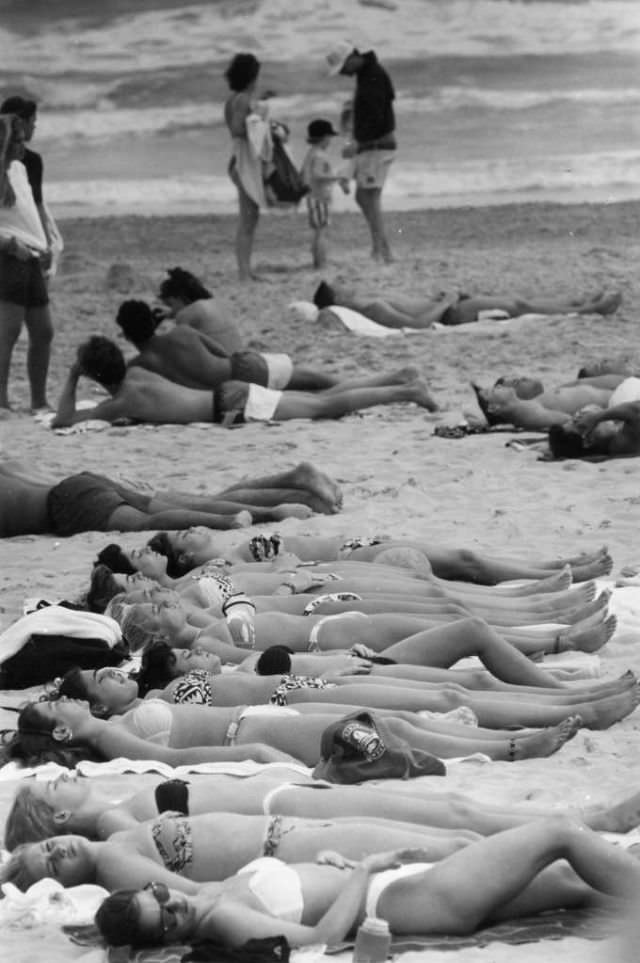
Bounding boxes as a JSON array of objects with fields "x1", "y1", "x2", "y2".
[{"x1": 144, "y1": 880, "x2": 173, "y2": 939}]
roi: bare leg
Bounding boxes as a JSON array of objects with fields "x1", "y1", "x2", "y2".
[
  {"x1": 273, "y1": 381, "x2": 439, "y2": 419},
  {"x1": 107, "y1": 505, "x2": 252, "y2": 532},
  {"x1": 235, "y1": 184, "x2": 260, "y2": 282},
  {"x1": 0, "y1": 300, "x2": 23, "y2": 409},
  {"x1": 24, "y1": 303, "x2": 53, "y2": 409},
  {"x1": 151, "y1": 493, "x2": 312, "y2": 522},
  {"x1": 217, "y1": 462, "x2": 342, "y2": 513},
  {"x1": 355, "y1": 185, "x2": 392, "y2": 262},
  {"x1": 381, "y1": 816, "x2": 640, "y2": 935}
]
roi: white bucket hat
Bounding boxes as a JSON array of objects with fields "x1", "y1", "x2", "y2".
[{"x1": 326, "y1": 39, "x2": 355, "y2": 76}]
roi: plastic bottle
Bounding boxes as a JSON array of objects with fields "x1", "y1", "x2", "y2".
[{"x1": 352, "y1": 916, "x2": 392, "y2": 963}]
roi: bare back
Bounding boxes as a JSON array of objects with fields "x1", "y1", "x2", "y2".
[
  {"x1": 130, "y1": 328, "x2": 232, "y2": 389},
  {"x1": 116, "y1": 368, "x2": 216, "y2": 424},
  {"x1": 0, "y1": 470, "x2": 51, "y2": 536},
  {"x1": 176, "y1": 299, "x2": 243, "y2": 354}
]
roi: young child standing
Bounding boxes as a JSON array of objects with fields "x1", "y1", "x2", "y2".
[{"x1": 300, "y1": 118, "x2": 348, "y2": 269}]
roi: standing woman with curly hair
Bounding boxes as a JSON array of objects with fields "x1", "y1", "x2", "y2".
[{"x1": 224, "y1": 53, "x2": 272, "y2": 281}]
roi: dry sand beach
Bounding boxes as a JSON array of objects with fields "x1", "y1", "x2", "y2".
[{"x1": 1, "y1": 199, "x2": 640, "y2": 963}]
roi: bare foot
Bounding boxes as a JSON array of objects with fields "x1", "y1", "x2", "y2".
[
  {"x1": 560, "y1": 613, "x2": 617, "y2": 653},
  {"x1": 391, "y1": 366, "x2": 421, "y2": 384},
  {"x1": 232, "y1": 511, "x2": 253, "y2": 528},
  {"x1": 270, "y1": 503, "x2": 314, "y2": 520},
  {"x1": 560, "y1": 588, "x2": 611, "y2": 625},
  {"x1": 590, "y1": 789, "x2": 640, "y2": 833},
  {"x1": 408, "y1": 380, "x2": 439, "y2": 412},
  {"x1": 578, "y1": 683, "x2": 640, "y2": 730},
  {"x1": 512, "y1": 715, "x2": 582, "y2": 760},
  {"x1": 571, "y1": 552, "x2": 613, "y2": 581},
  {"x1": 292, "y1": 461, "x2": 343, "y2": 513},
  {"x1": 590, "y1": 291, "x2": 623, "y2": 316}
]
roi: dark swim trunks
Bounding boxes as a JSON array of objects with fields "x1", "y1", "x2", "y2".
[
  {"x1": 46, "y1": 472, "x2": 152, "y2": 535},
  {"x1": 155, "y1": 778, "x2": 190, "y2": 815},
  {"x1": 230, "y1": 350, "x2": 270, "y2": 386}
]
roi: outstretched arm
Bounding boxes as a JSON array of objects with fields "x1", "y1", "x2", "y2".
[
  {"x1": 51, "y1": 363, "x2": 123, "y2": 427},
  {"x1": 97, "y1": 843, "x2": 200, "y2": 894},
  {"x1": 575, "y1": 401, "x2": 640, "y2": 435},
  {"x1": 92, "y1": 722, "x2": 300, "y2": 766}
]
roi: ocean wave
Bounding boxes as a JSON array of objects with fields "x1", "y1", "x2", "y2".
[
  {"x1": 1, "y1": 0, "x2": 638, "y2": 77},
  {"x1": 31, "y1": 82, "x2": 640, "y2": 146},
  {"x1": 45, "y1": 147, "x2": 640, "y2": 217}
]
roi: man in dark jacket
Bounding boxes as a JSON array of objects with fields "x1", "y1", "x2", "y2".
[{"x1": 327, "y1": 40, "x2": 396, "y2": 262}]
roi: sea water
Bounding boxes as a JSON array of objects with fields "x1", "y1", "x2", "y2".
[{"x1": 1, "y1": 0, "x2": 639, "y2": 217}]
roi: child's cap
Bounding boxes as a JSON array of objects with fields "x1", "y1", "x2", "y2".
[{"x1": 307, "y1": 119, "x2": 339, "y2": 143}]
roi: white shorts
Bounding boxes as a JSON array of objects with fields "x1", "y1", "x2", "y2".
[
  {"x1": 366, "y1": 863, "x2": 433, "y2": 917},
  {"x1": 262, "y1": 352, "x2": 294, "y2": 390},
  {"x1": 354, "y1": 150, "x2": 395, "y2": 190},
  {"x1": 244, "y1": 383, "x2": 283, "y2": 422},
  {"x1": 608, "y1": 377, "x2": 640, "y2": 407}
]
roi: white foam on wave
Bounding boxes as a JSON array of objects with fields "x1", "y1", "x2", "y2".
[
  {"x1": 2, "y1": 0, "x2": 638, "y2": 75},
  {"x1": 31, "y1": 83, "x2": 640, "y2": 146},
  {"x1": 46, "y1": 147, "x2": 640, "y2": 218}
]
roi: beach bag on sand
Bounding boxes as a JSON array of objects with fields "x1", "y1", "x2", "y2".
[
  {"x1": 266, "y1": 135, "x2": 309, "y2": 205},
  {"x1": 313, "y1": 710, "x2": 446, "y2": 783}
]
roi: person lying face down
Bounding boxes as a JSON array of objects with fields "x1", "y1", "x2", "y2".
[{"x1": 52, "y1": 335, "x2": 437, "y2": 428}]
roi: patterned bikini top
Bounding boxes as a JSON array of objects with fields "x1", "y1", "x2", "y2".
[{"x1": 172, "y1": 669, "x2": 212, "y2": 705}]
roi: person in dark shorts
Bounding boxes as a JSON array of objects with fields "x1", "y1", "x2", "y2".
[
  {"x1": 0, "y1": 458, "x2": 344, "y2": 537},
  {"x1": 0, "y1": 109, "x2": 53, "y2": 412},
  {"x1": 52, "y1": 336, "x2": 438, "y2": 430}
]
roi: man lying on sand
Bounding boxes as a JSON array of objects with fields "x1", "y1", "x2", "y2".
[
  {"x1": 52, "y1": 337, "x2": 437, "y2": 429},
  {"x1": 0, "y1": 460, "x2": 342, "y2": 537},
  {"x1": 314, "y1": 280, "x2": 622, "y2": 330},
  {"x1": 471, "y1": 374, "x2": 631, "y2": 429},
  {"x1": 154, "y1": 266, "x2": 243, "y2": 354},
  {"x1": 0, "y1": 462, "x2": 342, "y2": 538},
  {"x1": 117, "y1": 299, "x2": 365, "y2": 392}
]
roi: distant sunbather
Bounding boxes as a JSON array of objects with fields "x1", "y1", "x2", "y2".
[
  {"x1": 549, "y1": 402, "x2": 640, "y2": 460},
  {"x1": 471, "y1": 374, "x2": 631, "y2": 429},
  {"x1": 314, "y1": 280, "x2": 622, "y2": 330},
  {"x1": 51, "y1": 336, "x2": 437, "y2": 429},
  {"x1": 0, "y1": 459, "x2": 342, "y2": 537}
]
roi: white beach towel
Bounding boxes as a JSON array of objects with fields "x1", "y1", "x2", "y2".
[
  {"x1": 320, "y1": 305, "x2": 410, "y2": 337},
  {"x1": 0, "y1": 607, "x2": 122, "y2": 666},
  {"x1": 0, "y1": 878, "x2": 109, "y2": 927}
]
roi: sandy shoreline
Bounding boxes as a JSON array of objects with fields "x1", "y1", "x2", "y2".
[{"x1": 1, "y1": 198, "x2": 639, "y2": 963}]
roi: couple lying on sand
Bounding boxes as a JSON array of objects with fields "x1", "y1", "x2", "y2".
[
  {"x1": 473, "y1": 371, "x2": 640, "y2": 458},
  {"x1": 313, "y1": 279, "x2": 622, "y2": 328},
  {"x1": 51, "y1": 267, "x2": 437, "y2": 429}
]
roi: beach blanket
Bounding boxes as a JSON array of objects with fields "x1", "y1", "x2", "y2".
[{"x1": 63, "y1": 903, "x2": 620, "y2": 963}]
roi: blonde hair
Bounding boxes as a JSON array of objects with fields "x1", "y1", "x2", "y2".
[
  {"x1": 120, "y1": 603, "x2": 163, "y2": 652},
  {"x1": 4, "y1": 785, "x2": 60, "y2": 850}
]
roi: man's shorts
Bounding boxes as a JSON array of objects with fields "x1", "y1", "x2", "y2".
[
  {"x1": 230, "y1": 350, "x2": 293, "y2": 390},
  {"x1": 0, "y1": 250, "x2": 49, "y2": 308},
  {"x1": 213, "y1": 380, "x2": 282, "y2": 427},
  {"x1": 46, "y1": 472, "x2": 152, "y2": 535},
  {"x1": 354, "y1": 150, "x2": 395, "y2": 190},
  {"x1": 306, "y1": 197, "x2": 330, "y2": 230}
]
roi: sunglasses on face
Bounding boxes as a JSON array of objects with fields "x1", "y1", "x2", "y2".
[{"x1": 144, "y1": 880, "x2": 173, "y2": 939}]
